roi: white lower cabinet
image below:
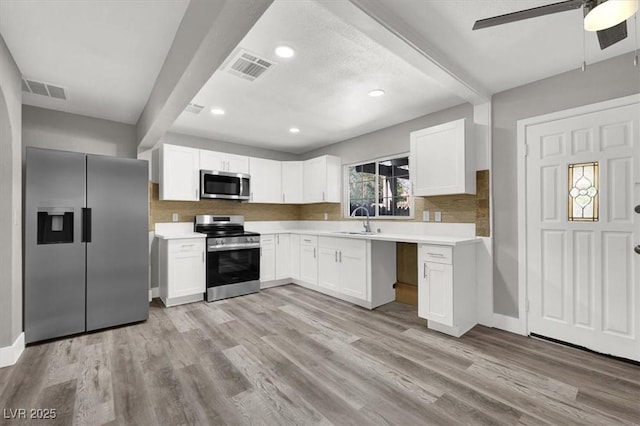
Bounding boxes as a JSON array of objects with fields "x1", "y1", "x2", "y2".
[
  {"x1": 299, "y1": 235, "x2": 318, "y2": 285},
  {"x1": 290, "y1": 234, "x2": 300, "y2": 280},
  {"x1": 275, "y1": 234, "x2": 291, "y2": 280},
  {"x1": 261, "y1": 233, "x2": 291, "y2": 282},
  {"x1": 159, "y1": 238, "x2": 205, "y2": 307},
  {"x1": 418, "y1": 243, "x2": 476, "y2": 337},
  {"x1": 318, "y1": 237, "x2": 367, "y2": 300},
  {"x1": 260, "y1": 233, "x2": 395, "y2": 310},
  {"x1": 260, "y1": 235, "x2": 276, "y2": 282}
]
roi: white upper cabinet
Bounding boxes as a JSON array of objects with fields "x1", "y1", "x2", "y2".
[
  {"x1": 303, "y1": 155, "x2": 341, "y2": 203},
  {"x1": 249, "y1": 157, "x2": 282, "y2": 203},
  {"x1": 282, "y1": 161, "x2": 304, "y2": 204},
  {"x1": 410, "y1": 118, "x2": 475, "y2": 196},
  {"x1": 225, "y1": 153, "x2": 250, "y2": 174},
  {"x1": 159, "y1": 144, "x2": 199, "y2": 201},
  {"x1": 200, "y1": 150, "x2": 249, "y2": 174}
]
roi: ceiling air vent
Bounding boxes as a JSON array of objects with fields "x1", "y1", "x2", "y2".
[
  {"x1": 21, "y1": 78, "x2": 67, "y2": 100},
  {"x1": 184, "y1": 102, "x2": 204, "y2": 114},
  {"x1": 226, "y1": 50, "x2": 275, "y2": 81}
]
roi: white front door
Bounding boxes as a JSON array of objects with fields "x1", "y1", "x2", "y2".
[{"x1": 525, "y1": 101, "x2": 640, "y2": 361}]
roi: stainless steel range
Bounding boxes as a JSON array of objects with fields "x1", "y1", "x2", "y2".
[{"x1": 195, "y1": 215, "x2": 260, "y2": 302}]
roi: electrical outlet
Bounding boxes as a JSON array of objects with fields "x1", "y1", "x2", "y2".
[
  {"x1": 423, "y1": 210, "x2": 430, "y2": 222},
  {"x1": 435, "y1": 211, "x2": 442, "y2": 222},
  {"x1": 172, "y1": 213, "x2": 179, "y2": 222}
]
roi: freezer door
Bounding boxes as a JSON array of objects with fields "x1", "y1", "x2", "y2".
[
  {"x1": 86, "y1": 155, "x2": 149, "y2": 331},
  {"x1": 24, "y1": 148, "x2": 86, "y2": 343}
]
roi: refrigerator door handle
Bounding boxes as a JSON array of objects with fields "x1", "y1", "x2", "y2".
[{"x1": 82, "y1": 207, "x2": 92, "y2": 243}]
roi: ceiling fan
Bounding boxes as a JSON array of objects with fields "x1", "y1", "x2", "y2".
[{"x1": 473, "y1": 0, "x2": 639, "y2": 50}]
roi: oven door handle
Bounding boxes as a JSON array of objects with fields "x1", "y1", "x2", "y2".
[{"x1": 208, "y1": 243, "x2": 261, "y2": 252}]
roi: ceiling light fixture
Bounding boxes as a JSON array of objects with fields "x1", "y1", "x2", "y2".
[
  {"x1": 275, "y1": 46, "x2": 295, "y2": 58},
  {"x1": 368, "y1": 89, "x2": 385, "y2": 97},
  {"x1": 584, "y1": 0, "x2": 639, "y2": 32},
  {"x1": 289, "y1": 127, "x2": 300, "y2": 134},
  {"x1": 211, "y1": 108, "x2": 225, "y2": 115}
]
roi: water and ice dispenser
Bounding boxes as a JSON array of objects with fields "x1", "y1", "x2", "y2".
[{"x1": 37, "y1": 208, "x2": 74, "y2": 244}]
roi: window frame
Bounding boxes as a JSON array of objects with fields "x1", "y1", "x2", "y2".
[{"x1": 343, "y1": 153, "x2": 414, "y2": 220}]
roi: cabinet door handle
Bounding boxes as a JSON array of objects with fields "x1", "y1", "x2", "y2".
[
  {"x1": 277, "y1": 235, "x2": 279, "y2": 244},
  {"x1": 313, "y1": 247, "x2": 316, "y2": 258},
  {"x1": 304, "y1": 239, "x2": 312, "y2": 243},
  {"x1": 202, "y1": 251, "x2": 204, "y2": 263},
  {"x1": 260, "y1": 247, "x2": 262, "y2": 257},
  {"x1": 335, "y1": 250, "x2": 338, "y2": 262},
  {"x1": 282, "y1": 193, "x2": 285, "y2": 203},
  {"x1": 339, "y1": 251, "x2": 342, "y2": 263},
  {"x1": 322, "y1": 191, "x2": 325, "y2": 201},
  {"x1": 251, "y1": 192, "x2": 253, "y2": 201},
  {"x1": 423, "y1": 263, "x2": 427, "y2": 278}
]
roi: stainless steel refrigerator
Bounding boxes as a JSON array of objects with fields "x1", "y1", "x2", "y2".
[{"x1": 25, "y1": 147, "x2": 149, "y2": 344}]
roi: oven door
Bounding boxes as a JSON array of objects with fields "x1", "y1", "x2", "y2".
[
  {"x1": 206, "y1": 247, "x2": 260, "y2": 288},
  {"x1": 200, "y1": 170, "x2": 250, "y2": 200}
]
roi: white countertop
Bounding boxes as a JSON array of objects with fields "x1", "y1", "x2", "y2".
[
  {"x1": 250, "y1": 229, "x2": 478, "y2": 246},
  {"x1": 155, "y1": 232, "x2": 206, "y2": 240},
  {"x1": 155, "y1": 221, "x2": 479, "y2": 246}
]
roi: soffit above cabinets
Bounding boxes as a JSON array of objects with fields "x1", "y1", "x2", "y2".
[{"x1": 0, "y1": 0, "x2": 190, "y2": 124}]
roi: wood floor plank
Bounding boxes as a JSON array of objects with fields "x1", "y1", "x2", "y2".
[
  {"x1": 223, "y1": 344, "x2": 332, "y2": 425},
  {"x1": 72, "y1": 339, "x2": 116, "y2": 426},
  {"x1": 1, "y1": 284, "x2": 638, "y2": 425}
]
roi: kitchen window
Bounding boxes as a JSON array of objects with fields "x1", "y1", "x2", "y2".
[{"x1": 344, "y1": 155, "x2": 412, "y2": 218}]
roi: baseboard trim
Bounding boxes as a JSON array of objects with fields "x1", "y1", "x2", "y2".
[
  {"x1": 0, "y1": 332, "x2": 25, "y2": 368},
  {"x1": 493, "y1": 313, "x2": 527, "y2": 336}
]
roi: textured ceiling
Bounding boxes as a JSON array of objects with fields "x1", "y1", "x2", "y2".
[
  {"x1": 169, "y1": 0, "x2": 465, "y2": 154},
  {"x1": 383, "y1": 0, "x2": 639, "y2": 94},
  {"x1": 0, "y1": 0, "x2": 189, "y2": 124}
]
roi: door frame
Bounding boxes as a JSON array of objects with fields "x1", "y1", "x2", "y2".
[{"x1": 516, "y1": 93, "x2": 640, "y2": 336}]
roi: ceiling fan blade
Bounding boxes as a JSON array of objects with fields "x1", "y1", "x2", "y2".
[
  {"x1": 596, "y1": 20, "x2": 627, "y2": 49},
  {"x1": 472, "y1": 0, "x2": 584, "y2": 30}
]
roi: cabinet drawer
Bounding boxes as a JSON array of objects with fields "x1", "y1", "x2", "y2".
[
  {"x1": 300, "y1": 235, "x2": 318, "y2": 246},
  {"x1": 420, "y1": 245, "x2": 452, "y2": 264},
  {"x1": 168, "y1": 240, "x2": 203, "y2": 253}
]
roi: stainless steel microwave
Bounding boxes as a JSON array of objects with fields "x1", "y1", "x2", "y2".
[{"x1": 200, "y1": 170, "x2": 251, "y2": 200}]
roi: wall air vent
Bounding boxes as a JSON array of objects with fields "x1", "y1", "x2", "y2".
[
  {"x1": 226, "y1": 50, "x2": 275, "y2": 81},
  {"x1": 22, "y1": 78, "x2": 67, "y2": 100},
  {"x1": 184, "y1": 102, "x2": 204, "y2": 114}
]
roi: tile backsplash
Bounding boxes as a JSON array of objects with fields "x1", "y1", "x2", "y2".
[{"x1": 149, "y1": 170, "x2": 490, "y2": 236}]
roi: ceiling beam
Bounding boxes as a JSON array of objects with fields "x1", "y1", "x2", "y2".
[
  {"x1": 136, "y1": 0, "x2": 273, "y2": 151},
  {"x1": 319, "y1": 0, "x2": 490, "y2": 105}
]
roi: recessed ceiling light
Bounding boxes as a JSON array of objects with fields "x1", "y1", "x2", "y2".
[
  {"x1": 368, "y1": 89, "x2": 385, "y2": 97},
  {"x1": 210, "y1": 108, "x2": 225, "y2": 115},
  {"x1": 289, "y1": 127, "x2": 300, "y2": 134},
  {"x1": 275, "y1": 46, "x2": 295, "y2": 58}
]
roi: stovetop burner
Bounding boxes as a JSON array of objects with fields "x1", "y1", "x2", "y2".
[{"x1": 194, "y1": 214, "x2": 259, "y2": 239}]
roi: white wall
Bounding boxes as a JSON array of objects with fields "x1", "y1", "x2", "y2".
[
  {"x1": 160, "y1": 131, "x2": 299, "y2": 161},
  {"x1": 300, "y1": 103, "x2": 473, "y2": 163},
  {"x1": 0, "y1": 34, "x2": 22, "y2": 350},
  {"x1": 22, "y1": 105, "x2": 137, "y2": 159},
  {"x1": 492, "y1": 51, "x2": 640, "y2": 318}
]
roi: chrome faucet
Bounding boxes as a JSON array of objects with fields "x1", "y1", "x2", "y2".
[{"x1": 351, "y1": 206, "x2": 371, "y2": 233}]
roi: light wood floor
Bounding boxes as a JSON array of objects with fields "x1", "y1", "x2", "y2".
[{"x1": 1, "y1": 284, "x2": 638, "y2": 425}]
